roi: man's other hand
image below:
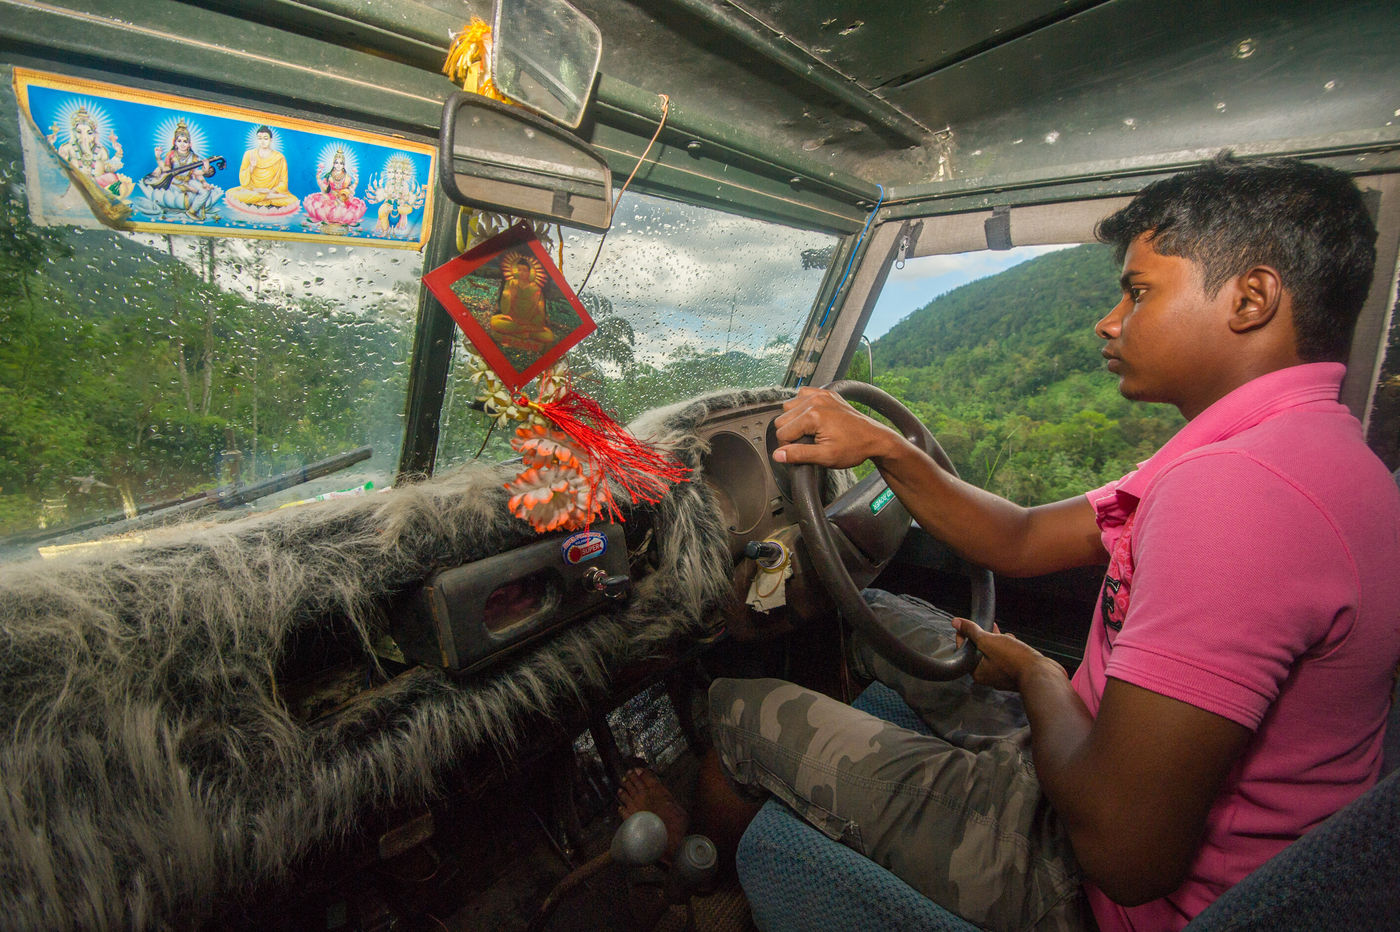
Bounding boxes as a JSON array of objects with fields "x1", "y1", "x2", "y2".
[{"x1": 953, "y1": 616, "x2": 1066, "y2": 692}]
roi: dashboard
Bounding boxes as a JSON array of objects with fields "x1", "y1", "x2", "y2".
[{"x1": 694, "y1": 399, "x2": 796, "y2": 560}]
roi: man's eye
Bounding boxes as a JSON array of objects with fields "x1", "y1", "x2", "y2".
[{"x1": 1129, "y1": 287, "x2": 1146, "y2": 302}]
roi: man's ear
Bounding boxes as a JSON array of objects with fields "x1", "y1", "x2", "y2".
[{"x1": 1227, "y1": 265, "x2": 1284, "y2": 333}]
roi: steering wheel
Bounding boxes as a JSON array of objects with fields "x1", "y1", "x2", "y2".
[{"x1": 788, "y1": 380, "x2": 994, "y2": 680}]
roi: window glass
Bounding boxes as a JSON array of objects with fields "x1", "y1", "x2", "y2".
[
  {"x1": 1366, "y1": 285, "x2": 1400, "y2": 471},
  {"x1": 436, "y1": 192, "x2": 837, "y2": 467},
  {"x1": 0, "y1": 71, "x2": 419, "y2": 560},
  {"x1": 862, "y1": 243, "x2": 1185, "y2": 504}
]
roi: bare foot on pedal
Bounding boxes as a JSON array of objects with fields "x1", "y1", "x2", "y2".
[{"x1": 617, "y1": 767, "x2": 689, "y2": 861}]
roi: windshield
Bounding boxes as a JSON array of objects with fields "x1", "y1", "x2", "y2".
[
  {"x1": 1, "y1": 62, "x2": 837, "y2": 559},
  {"x1": 0, "y1": 70, "x2": 421, "y2": 560},
  {"x1": 435, "y1": 191, "x2": 836, "y2": 467}
]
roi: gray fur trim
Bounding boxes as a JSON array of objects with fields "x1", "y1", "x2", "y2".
[{"x1": 0, "y1": 388, "x2": 792, "y2": 931}]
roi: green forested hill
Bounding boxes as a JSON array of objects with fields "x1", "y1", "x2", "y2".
[
  {"x1": 877, "y1": 243, "x2": 1119, "y2": 373},
  {"x1": 863, "y1": 244, "x2": 1185, "y2": 504}
]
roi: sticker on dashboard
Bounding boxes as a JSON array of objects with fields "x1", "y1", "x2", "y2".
[
  {"x1": 870, "y1": 488, "x2": 895, "y2": 515},
  {"x1": 562, "y1": 530, "x2": 607, "y2": 564}
]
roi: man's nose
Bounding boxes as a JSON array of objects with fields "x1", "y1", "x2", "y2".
[{"x1": 1095, "y1": 298, "x2": 1127, "y2": 339}]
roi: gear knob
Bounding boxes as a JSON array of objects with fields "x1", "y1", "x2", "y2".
[
  {"x1": 673, "y1": 833, "x2": 718, "y2": 894},
  {"x1": 610, "y1": 810, "x2": 669, "y2": 867}
]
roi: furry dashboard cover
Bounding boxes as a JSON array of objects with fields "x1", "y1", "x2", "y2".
[{"x1": 0, "y1": 387, "x2": 791, "y2": 931}]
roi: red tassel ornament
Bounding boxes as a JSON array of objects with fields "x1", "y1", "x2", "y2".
[{"x1": 524, "y1": 390, "x2": 691, "y2": 524}]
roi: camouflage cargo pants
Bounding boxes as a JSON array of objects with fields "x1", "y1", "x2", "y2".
[{"x1": 710, "y1": 590, "x2": 1089, "y2": 932}]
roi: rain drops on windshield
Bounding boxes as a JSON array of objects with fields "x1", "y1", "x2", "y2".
[
  {"x1": 434, "y1": 192, "x2": 836, "y2": 470},
  {"x1": 0, "y1": 160, "x2": 416, "y2": 550}
]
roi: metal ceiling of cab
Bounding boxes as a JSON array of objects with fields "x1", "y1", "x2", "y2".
[{"x1": 5, "y1": 0, "x2": 1400, "y2": 232}]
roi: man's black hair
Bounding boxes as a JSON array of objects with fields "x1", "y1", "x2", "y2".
[{"x1": 1096, "y1": 153, "x2": 1377, "y2": 362}]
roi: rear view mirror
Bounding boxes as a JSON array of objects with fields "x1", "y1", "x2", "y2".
[
  {"x1": 438, "y1": 92, "x2": 613, "y2": 232},
  {"x1": 491, "y1": 0, "x2": 602, "y2": 129}
]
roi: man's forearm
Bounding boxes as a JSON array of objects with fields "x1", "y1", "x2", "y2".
[
  {"x1": 873, "y1": 438, "x2": 1101, "y2": 576},
  {"x1": 1013, "y1": 665, "x2": 1247, "y2": 906},
  {"x1": 770, "y1": 388, "x2": 1107, "y2": 574},
  {"x1": 1017, "y1": 659, "x2": 1096, "y2": 814},
  {"x1": 1013, "y1": 661, "x2": 1146, "y2": 899}
]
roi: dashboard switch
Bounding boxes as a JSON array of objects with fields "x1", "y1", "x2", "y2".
[
  {"x1": 744, "y1": 539, "x2": 787, "y2": 568},
  {"x1": 584, "y1": 567, "x2": 632, "y2": 600}
]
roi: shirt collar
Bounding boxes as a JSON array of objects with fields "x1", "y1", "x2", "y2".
[{"x1": 1112, "y1": 362, "x2": 1346, "y2": 504}]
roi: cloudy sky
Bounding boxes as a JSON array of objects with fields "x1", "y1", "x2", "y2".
[
  {"x1": 562, "y1": 199, "x2": 1076, "y2": 356},
  {"x1": 140, "y1": 192, "x2": 830, "y2": 364},
  {"x1": 557, "y1": 194, "x2": 833, "y2": 363}
]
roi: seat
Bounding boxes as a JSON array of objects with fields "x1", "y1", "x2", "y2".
[{"x1": 736, "y1": 680, "x2": 1400, "y2": 931}]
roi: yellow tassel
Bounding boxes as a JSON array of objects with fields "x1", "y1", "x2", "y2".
[
  {"x1": 456, "y1": 207, "x2": 470, "y2": 253},
  {"x1": 442, "y1": 22, "x2": 567, "y2": 272},
  {"x1": 443, "y1": 17, "x2": 509, "y2": 103}
]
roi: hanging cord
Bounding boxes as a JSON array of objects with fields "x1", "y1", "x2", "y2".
[
  {"x1": 796, "y1": 184, "x2": 886, "y2": 387},
  {"x1": 471, "y1": 419, "x2": 496, "y2": 459},
  {"x1": 576, "y1": 93, "x2": 671, "y2": 297}
]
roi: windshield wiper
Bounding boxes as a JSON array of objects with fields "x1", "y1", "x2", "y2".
[{"x1": 5, "y1": 446, "x2": 374, "y2": 549}]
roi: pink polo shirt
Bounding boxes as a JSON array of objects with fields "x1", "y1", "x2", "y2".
[{"x1": 1069, "y1": 363, "x2": 1400, "y2": 932}]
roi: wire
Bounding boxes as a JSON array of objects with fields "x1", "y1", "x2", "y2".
[
  {"x1": 797, "y1": 184, "x2": 886, "y2": 386},
  {"x1": 576, "y1": 93, "x2": 671, "y2": 297},
  {"x1": 754, "y1": 564, "x2": 788, "y2": 600},
  {"x1": 526, "y1": 803, "x2": 575, "y2": 868},
  {"x1": 471, "y1": 419, "x2": 496, "y2": 459}
]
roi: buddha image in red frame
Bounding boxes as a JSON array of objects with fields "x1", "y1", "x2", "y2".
[{"x1": 422, "y1": 222, "x2": 595, "y2": 391}]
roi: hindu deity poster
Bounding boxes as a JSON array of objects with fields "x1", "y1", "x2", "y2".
[
  {"x1": 423, "y1": 223, "x2": 596, "y2": 390},
  {"x1": 13, "y1": 68, "x2": 435, "y2": 250}
]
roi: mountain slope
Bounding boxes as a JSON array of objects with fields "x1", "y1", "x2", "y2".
[
  {"x1": 875, "y1": 244, "x2": 1120, "y2": 372},
  {"x1": 863, "y1": 243, "x2": 1183, "y2": 504}
]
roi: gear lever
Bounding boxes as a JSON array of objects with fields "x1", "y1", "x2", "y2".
[
  {"x1": 531, "y1": 810, "x2": 707, "y2": 931},
  {"x1": 611, "y1": 810, "x2": 669, "y2": 866}
]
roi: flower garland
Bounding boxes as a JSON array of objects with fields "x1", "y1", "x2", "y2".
[{"x1": 465, "y1": 349, "x2": 689, "y2": 532}]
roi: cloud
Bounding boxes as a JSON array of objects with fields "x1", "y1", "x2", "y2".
[{"x1": 560, "y1": 195, "x2": 835, "y2": 362}]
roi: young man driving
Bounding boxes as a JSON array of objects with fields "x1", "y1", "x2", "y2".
[{"x1": 703, "y1": 154, "x2": 1400, "y2": 930}]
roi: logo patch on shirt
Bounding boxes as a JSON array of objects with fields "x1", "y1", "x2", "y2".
[
  {"x1": 1097, "y1": 511, "x2": 1137, "y2": 641},
  {"x1": 1101, "y1": 575, "x2": 1125, "y2": 631}
]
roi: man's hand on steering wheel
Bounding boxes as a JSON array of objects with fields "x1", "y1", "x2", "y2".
[{"x1": 771, "y1": 387, "x2": 908, "y2": 469}]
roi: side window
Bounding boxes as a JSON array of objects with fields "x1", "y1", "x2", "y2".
[
  {"x1": 0, "y1": 69, "x2": 420, "y2": 559},
  {"x1": 862, "y1": 243, "x2": 1184, "y2": 503},
  {"x1": 1367, "y1": 290, "x2": 1400, "y2": 471}
]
